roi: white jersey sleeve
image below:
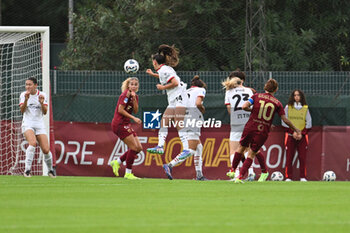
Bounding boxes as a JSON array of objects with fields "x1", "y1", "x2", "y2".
[
  {"x1": 157, "y1": 65, "x2": 186, "y2": 102},
  {"x1": 226, "y1": 87, "x2": 253, "y2": 125}
]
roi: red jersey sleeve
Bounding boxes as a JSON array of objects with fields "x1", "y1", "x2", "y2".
[
  {"x1": 276, "y1": 101, "x2": 285, "y2": 116},
  {"x1": 118, "y1": 90, "x2": 129, "y2": 106}
]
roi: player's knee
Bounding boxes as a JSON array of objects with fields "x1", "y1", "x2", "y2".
[
  {"x1": 28, "y1": 141, "x2": 37, "y2": 147},
  {"x1": 42, "y1": 148, "x2": 50, "y2": 154},
  {"x1": 135, "y1": 145, "x2": 143, "y2": 153}
]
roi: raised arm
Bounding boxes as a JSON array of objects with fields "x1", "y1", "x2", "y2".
[
  {"x1": 20, "y1": 92, "x2": 30, "y2": 114},
  {"x1": 39, "y1": 95, "x2": 48, "y2": 115},
  {"x1": 146, "y1": 69, "x2": 159, "y2": 78}
]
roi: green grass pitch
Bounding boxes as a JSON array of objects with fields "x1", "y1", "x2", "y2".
[{"x1": 1, "y1": 176, "x2": 349, "y2": 233}]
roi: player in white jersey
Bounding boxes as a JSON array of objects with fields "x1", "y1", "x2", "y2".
[
  {"x1": 19, "y1": 77, "x2": 55, "y2": 178},
  {"x1": 223, "y1": 70, "x2": 269, "y2": 181},
  {"x1": 162, "y1": 75, "x2": 208, "y2": 180},
  {"x1": 146, "y1": 44, "x2": 191, "y2": 162},
  {"x1": 223, "y1": 76, "x2": 256, "y2": 181}
]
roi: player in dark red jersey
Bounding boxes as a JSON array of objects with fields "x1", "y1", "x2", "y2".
[
  {"x1": 110, "y1": 77, "x2": 142, "y2": 180},
  {"x1": 231, "y1": 79, "x2": 301, "y2": 183}
]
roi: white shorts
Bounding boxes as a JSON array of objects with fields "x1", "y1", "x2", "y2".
[
  {"x1": 22, "y1": 121, "x2": 47, "y2": 135},
  {"x1": 168, "y1": 91, "x2": 188, "y2": 108},
  {"x1": 186, "y1": 128, "x2": 201, "y2": 140},
  {"x1": 230, "y1": 124, "x2": 245, "y2": 141}
]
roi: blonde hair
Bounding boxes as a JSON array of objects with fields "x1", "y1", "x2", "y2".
[
  {"x1": 121, "y1": 77, "x2": 139, "y2": 92},
  {"x1": 222, "y1": 77, "x2": 242, "y2": 90}
]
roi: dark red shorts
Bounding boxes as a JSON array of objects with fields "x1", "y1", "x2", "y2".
[
  {"x1": 111, "y1": 123, "x2": 136, "y2": 140},
  {"x1": 240, "y1": 129, "x2": 268, "y2": 152}
]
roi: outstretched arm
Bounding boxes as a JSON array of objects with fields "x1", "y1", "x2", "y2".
[{"x1": 146, "y1": 69, "x2": 159, "y2": 78}]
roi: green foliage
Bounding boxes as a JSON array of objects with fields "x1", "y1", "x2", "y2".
[{"x1": 60, "y1": 0, "x2": 350, "y2": 71}]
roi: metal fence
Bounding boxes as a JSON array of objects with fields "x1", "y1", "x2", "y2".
[{"x1": 50, "y1": 70, "x2": 350, "y2": 96}]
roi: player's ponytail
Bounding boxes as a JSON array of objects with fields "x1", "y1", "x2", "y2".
[
  {"x1": 158, "y1": 44, "x2": 179, "y2": 67},
  {"x1": 222, "y1": 77, "x2": 242, "y2": 90},
  {"x1": 191, "y1": 75, "x2": 207, "y2": 89},
  {"x1": 121, "y1": 77, "x2": 139, "y2": 93}
]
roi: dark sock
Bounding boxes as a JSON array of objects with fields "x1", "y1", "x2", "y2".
[
  {"x1": 120, "y1": 150, "x2": 129, "y2": 162},
  {"x1": 126, "y1": 150, "x2": 138, "y2": 169},
  {"x1": 239, "y1": 158, "x2": 253, "y2": 179},
  {"x1": 231, "y1": 152, "x2": 243, "y2": 170},
  {"x1": 255, "y1": 152, "x2": 267, "y2": 173}
]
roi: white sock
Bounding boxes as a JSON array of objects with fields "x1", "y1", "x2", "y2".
[
  {"x1": 117, "y1": 158, "x2": 122, "y2": 164},
  {"x1": 194, "y1": 144, "x2": 203, "y2": 178},
  {"x1": 235, "y1": 168, "x2": 240, "y2": 178},
  {"x1": 25, "y1": 145, "x2": 35, "y2": 171},
  {"x1": 125, "y1": 168, "x2": 132, "y2": 174},
  {"x1": 230, "y1": 154, "x2": 234, "y2": 164},
  {"x1": 178, "y1": 128, "x2": 189, "y2": 150},
  {"x1": 44, "y1": 151, "x2": 53, "y2": 171},
  {"x1": 158, "y1": 127, "x2": 168, "y2": 147},
  {"x1": 248, "y1": 167, "x2": 254, "y2": 175},
  {"x1": 169, "y1": 149, "x2": 194, "y2": 167}
]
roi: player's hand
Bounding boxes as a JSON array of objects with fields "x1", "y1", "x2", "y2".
[
  {"x1": 295, "y1": 130, "x2": 302, "y2": 140},
  {"x1": 146, "y1": 69, "x2": 154, "y2": 76},
  {"x1": 25, "y1": 91, "x2": 30, "y2": 100},
  {"x1": 130, "y1": 91, "x2": 136, "y2": 97},
  {"x1": 38, "y1": 95, "x2": 45, "y2": 104},
  {"x1": 156, "y1": 84, "x2": 165, "y2": 90},
  {"x1": 133, "y1": 117, "x2": 142, "y2": 124}
]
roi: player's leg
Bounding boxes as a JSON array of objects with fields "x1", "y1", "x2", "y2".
[
  {"x1": 227, "y1": 140, "x2": 240, "y2": 179},
  {"x1": 244, "y1": 147, "x2": 256, "y2": 181},
  {"x1": 23, "y1": 129, "x2": 37, "y2": 177},
  {"x1": 255, "y1": 151, "x2": 267, "y2": 174},
  {"x1": 147, "y1": 107, "x2": 172, "y2": 154},
  {"x1": 236, "y1": 148, "x2": 257, "y2": 183},
  {"x1": 285, "y1": 135, "x2": 296, "y2": 181},
  {"x1": 36, "y1": 133, "x2": 55, "y2": 177},
  {"x1": 122, "y1": 134, "x2": 142, "y2": 179},
  {"x1": 193, "y1": 141, "x2": 207, "y2": 180},
  {"x1": 174, "y1": 105, "x2": 190, "y2": 154},
  {"x1": 230, "y1": 144, "x2": 247, "y2": 180},
  {"x1": 163, "y1": 138, "x2": 195, "y2": 180},
  {"x1": 297, "y1": 136, "x2": 308, "y2": 181},
  {"x1": 110, "y1": 149, "x2": 129, "y2": 177}
]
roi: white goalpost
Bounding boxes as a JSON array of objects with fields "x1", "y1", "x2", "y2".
[{"x1": 0, "y1": 26, "x2": 50, "y2": 175}]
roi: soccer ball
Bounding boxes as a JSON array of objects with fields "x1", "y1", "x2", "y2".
[
  {"x1": 124, "y1": 59, "x2": 139, "y2": 74},
  {"x1": 270, "y1": 171, "x2": 284, "y2": 181},
  {"x1": 323, "y1": 171, "x2": 336, "y2": 181}
]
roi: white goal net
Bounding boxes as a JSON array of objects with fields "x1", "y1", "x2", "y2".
[{"x1": 0, "y1": 27, "x2": 50, "y2": 175}]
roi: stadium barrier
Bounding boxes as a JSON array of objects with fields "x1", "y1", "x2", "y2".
[{"x1": 50, "y1": 122, "x2": 350, "y2": 181}]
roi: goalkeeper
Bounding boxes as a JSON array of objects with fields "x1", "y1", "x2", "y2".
[{"x1": 19, "y1": 77, "x2": 55, "y2": 178}]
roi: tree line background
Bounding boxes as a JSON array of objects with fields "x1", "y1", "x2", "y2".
[{"x1": 1, "y1": 0, "x2": 350, "y2": 71}]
